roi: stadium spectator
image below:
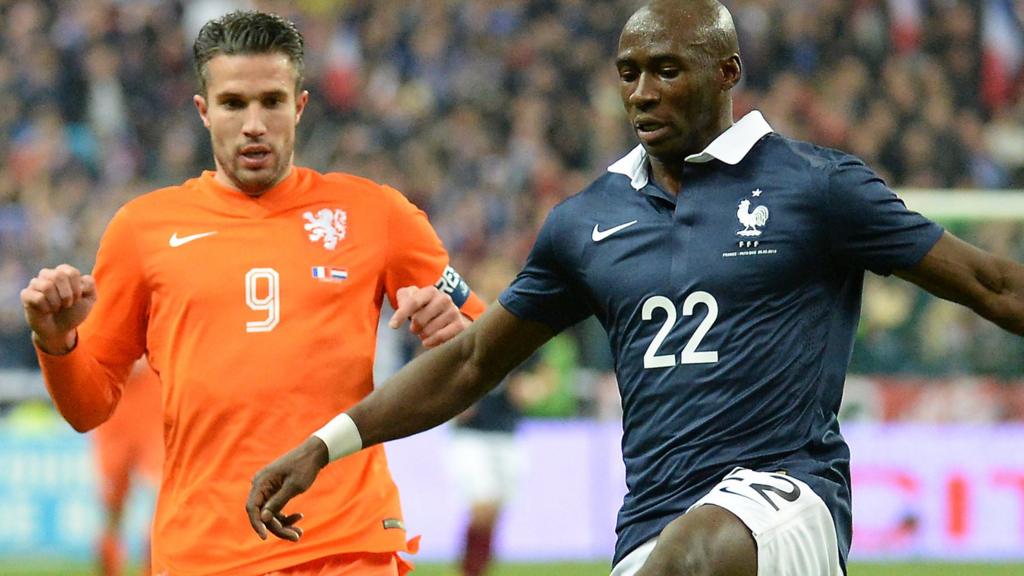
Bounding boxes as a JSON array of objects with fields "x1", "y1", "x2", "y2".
[
  {"x1": 93, "y1": 357, "x2": 162, "y2": 576},
  {"x1": 249, "y1": 2, "x2": 1024, "y2": 576},
  {"x1": 3, "y1": 3, "x2": 1024, "y2": 391},
  {"x1": 20, "y1": 10, "x2": 483, "y2": 575},
  {"x1": 3, "y1": 2, "x2": 1021, "y2": 376}
]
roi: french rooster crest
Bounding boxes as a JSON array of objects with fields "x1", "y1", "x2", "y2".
[{"x1": 736, "y1": 191, "x2": 769, "y2": 237}]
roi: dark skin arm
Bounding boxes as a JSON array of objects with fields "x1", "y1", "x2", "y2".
[
  {"x1": 895, "y1": 231, "x2": 1024, "y2": 335},
  {"x1": 246, "y1": 304, "x2": 554, "y2": 541}
]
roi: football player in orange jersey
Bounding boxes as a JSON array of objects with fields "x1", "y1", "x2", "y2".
[
  {"x1": 21, "y1": 10, "x2": 484, "y2": 576},
  {"x1": 93, "y1": 357, "x2": 163, "y2": 576}
]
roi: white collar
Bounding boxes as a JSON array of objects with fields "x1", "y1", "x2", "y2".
[{"x1": 607, "y1": 111, "x2": 774, "y2": 190}]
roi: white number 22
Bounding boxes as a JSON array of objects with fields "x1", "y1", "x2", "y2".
[
  {"x1": 641, "y1": 292, "x2": 719, "y2": 369},
  {"x1": 245, "y1": 268, "x2": 280, "y2": 333}
]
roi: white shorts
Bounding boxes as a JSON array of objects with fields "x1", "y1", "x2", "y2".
[
  {"x1": 610, "y1": 467, "x2": 843, "y2": 576},
  {"x1": 448, "y1": 429, "x2": 524, "y2": 504}
]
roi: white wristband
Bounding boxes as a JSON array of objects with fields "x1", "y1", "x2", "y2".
[{"x1": 312, "y1": 413, "x2": 363, "y2": 462}]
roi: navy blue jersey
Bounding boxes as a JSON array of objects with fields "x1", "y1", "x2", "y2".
[
  {"x1": 457, "y1": 385, "x2": 519, "y2": 433},
  {"x1": 498, "y1": 112, "x2": 944, "y2": 568},
  {"x1": 456, "y1": 354, "x2": 540, "y2": 433}
]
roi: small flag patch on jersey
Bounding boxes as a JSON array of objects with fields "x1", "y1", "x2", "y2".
[{"x1": 312, "y1": 266, "x2": 348, "y2": 282}]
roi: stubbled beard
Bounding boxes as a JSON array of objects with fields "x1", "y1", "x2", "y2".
[{"x1": 215, "y1": 146, "x2": 285, "y2": 195}]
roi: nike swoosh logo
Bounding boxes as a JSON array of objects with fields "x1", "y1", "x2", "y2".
[
  {"x1": 169, "y1": 231, "x2": 217, "y2": 248},
  {"x1": 592, "y1": 220, "x2": 638, "y2": 242},
  {"x1": 718, "y1": 486, "x2": 759, "y2": 503}
]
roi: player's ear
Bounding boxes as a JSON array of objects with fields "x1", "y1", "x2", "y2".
[
  {"x1": 295, "y1": 90, "x2": 309, "y2": 125},
  {"x1": 720, "y1": 54, "x2": 741, "y2": 91},
  {"x1": 194, "y1": 94, "x2": 211, "y2": 129}
]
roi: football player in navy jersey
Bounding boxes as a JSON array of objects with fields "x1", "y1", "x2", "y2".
[{"x1": 248, "y1": 1, "x2": 1024, "y2": 575}]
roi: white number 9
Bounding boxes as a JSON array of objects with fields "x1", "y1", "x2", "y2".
[{"x1": 245, "y1": 268, "x2": 280, "y2": 333}]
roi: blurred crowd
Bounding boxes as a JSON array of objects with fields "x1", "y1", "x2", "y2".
[{"x1": 1, "y1": 1, "x2": 1024, "y2": 407}]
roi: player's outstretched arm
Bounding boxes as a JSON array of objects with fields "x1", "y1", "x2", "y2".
[
  {"x1": 246, "y1": 304, "x2": 553, "y2": 541},
  {"x1": 896, "y1": 231, "x2": 1024, "y2": 334},
  {"x1": 388, "y1": 284, "x2": 471, "y2": 347}
]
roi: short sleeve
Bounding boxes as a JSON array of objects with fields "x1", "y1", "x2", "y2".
[
  {"x1": 499, "y1": 208, "x2": 592, "y2": 332},
  {"x1": 823, "y1": 156, "x2": 944, "y2": 275},
  {"x1": 382, "y1": 185, "x2": 485, "y2": 318}
]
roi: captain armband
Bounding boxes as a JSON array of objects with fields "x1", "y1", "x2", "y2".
[
  {"x1": 434, "y1": 265, "x2": 471, "y2": 308},
  {"x1": 312, "y1": 413, "x2": 363, "y2": 462}
]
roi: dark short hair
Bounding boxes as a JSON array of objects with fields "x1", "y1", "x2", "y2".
[{"x1": 193, "y1": 10, "x2": 305, "y2": 95}]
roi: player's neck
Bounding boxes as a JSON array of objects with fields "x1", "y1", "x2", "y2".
[
  {"x1": 648, "y1": 159, "x2": 683, "y2": 196},
  {"x1": 647, "y1": 114, "x2": 735, "y2": 196}
]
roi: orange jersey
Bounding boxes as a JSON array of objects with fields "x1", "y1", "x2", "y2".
[
  {"x1": 38, "y1": 167, "x2": 485, "y2": 575},
  {"x1": 93, "y1": 357, "x2": 164, "y2": 499}
]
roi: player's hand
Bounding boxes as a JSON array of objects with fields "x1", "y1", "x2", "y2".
[
  {"x1": 388, "y1": 285, "x2": 469, "y2": 348},
  {"x1": 20, "y1": 265, "x2": 97, "y2": 354},
  {"x1": 246, "y1": 437, "x2": 329, "y2": 542}
]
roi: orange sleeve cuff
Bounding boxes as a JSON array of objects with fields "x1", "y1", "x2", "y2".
[
  {"x1": 459, "y1": 291, "x2": 487, "y2": 321},
  {"x1": 36, "y1": 341, "x2": 126, "y2": 433}
]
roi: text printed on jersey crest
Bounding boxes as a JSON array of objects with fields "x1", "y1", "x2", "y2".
[
  {"x1": 169, "y1": 231, "x2": 217, "y2": 247},
  {"x1": 592, "y1": 220, "x2": 638, "y2": 242},
  {"x1": 723, "y1": 189, "x2": 777, "y2": 258},
  {"x1": 303, "y1": 208, "x2": 347, "y2": 249}
]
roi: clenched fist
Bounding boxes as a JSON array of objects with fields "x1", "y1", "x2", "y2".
[{"x1": 20, "y1": 264, "x2": 97, "y2": 354}]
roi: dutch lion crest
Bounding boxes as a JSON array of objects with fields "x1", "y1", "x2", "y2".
[{"x1": 303, "y1": 208, "x2": 347, "y2": 250}]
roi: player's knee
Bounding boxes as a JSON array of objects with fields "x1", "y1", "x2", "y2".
[
  {"x1": 468, "y1": 501, "x2": 501, "y2": 528},
  {"x1": 644, "y1": 505, "x2": 757, "y2": 576}
]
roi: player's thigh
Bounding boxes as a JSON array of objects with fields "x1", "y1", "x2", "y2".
[
  {"x1": 611, "y1": 468, "x2": 843, "y2": 576},
  {"x1": 492, "y1": 432, "x2": 524, "y2": 502},
  {"x1": 696, "y1": 468, "x2": 843, "y2": 576},
  {"x1": 137, "y1": 432, "x2": 164, "y2": 487},
  {"x1": 448, "y1": 430, "x2": 504, "y2": 502},
  {"x1": 94, "y1": 439, "x2": 134, "y2": 506},
  {"x1": 614, "y1": 505, "x2": 755, "y2": 576}
]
